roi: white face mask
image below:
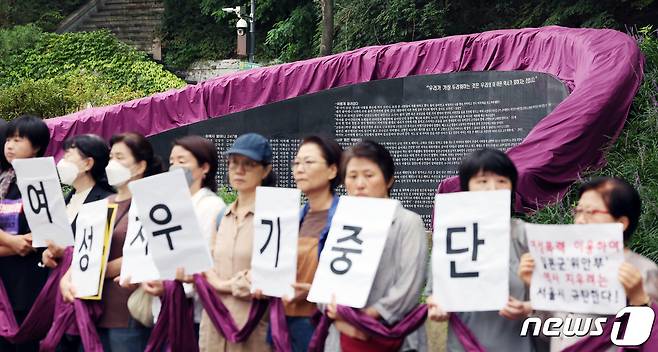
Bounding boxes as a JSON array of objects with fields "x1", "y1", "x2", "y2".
[
  {"x1": 57, "y1": 159, "x2": 80, "y2": 186},
  {"x1": 105, "y1": 160, "x2": 132, "y2": 187}
]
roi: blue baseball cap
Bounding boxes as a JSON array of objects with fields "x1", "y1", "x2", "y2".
[{"x1": 224, "y1": 133, "x2": 272, "y2": 163}]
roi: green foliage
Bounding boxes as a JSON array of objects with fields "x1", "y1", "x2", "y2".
[
  {"x1": 0, "y1": 28, "x2": 184, "y2": 95},
  {"x1": 218, "y1": 186, "x2": 237, "y2": 204},
  {"x1": 0, "y1": 0, "x2": 86, "y2": 31},
  {"x1": 0, "y1": 71, "x2": 142, "y2": 120},
  {"x1": 529, "y1": 27, "x2": 658, "y2": 262},
  {"x1": 0, "y1": 26, "x2": 184, "y2": 120},
  {"x1": 161, "y1": 0, "x2": 235, "y2": 69},
  {"x1": 264, "y1": 2, "x2": 319, "y2": 62},
  {"x1": 333, "y1": 0, "x2": 447, "y2": 53}
]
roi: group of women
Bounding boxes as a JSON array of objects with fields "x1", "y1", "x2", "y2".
[{"x1": 0, "y1": 114, "x2": 655, "y2": 352}]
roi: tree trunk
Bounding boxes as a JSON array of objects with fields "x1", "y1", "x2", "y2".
[{"x1": 319, "y1": 0, "x2": 333, "y2": 56}]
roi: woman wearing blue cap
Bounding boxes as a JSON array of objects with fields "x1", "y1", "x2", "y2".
[{"x1": 198, "y1": 133, "x2": 276, "y2": 352}]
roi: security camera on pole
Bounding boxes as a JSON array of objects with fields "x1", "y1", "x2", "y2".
[{"x1": 222, "y1": 1, "x2": 255, "y2": 63}]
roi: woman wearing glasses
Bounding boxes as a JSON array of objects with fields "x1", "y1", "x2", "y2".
[
  {"x1": 278, "y1": 135, "x2": 343, "y2": 351},
  {"x1": 198, "y1": 133, "x2": 275, "y2": 352},
  {"x1": 519, "y1": 177, "x2": 658, "y2": 351}
]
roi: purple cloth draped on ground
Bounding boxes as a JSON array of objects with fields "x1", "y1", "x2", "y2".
[
  {"x1": 145, "y1": 281, "x2": 197, "y2": 352},
  {"x1": 45, "y1": 27, "x2": 644, "y2": 211},
  {"x1": 307, "y1": 305, "x2": 427, "y2": 352},
  {"x1": 562, "y1": 302, "x2": 658, "y2": 352},
  {"x1": 449, "y1": 313, "x2": 486, "y2": 352},
  {"x1": 39, "y1": 248, "x2": 103, "y2": 352},
  {"x1": 193, "y1": 274, "x2": 269, "y2": 343},
  {"x1": 268, "y1": 297, "x2": 292, "y2": 352},
  {"x1": 0, "y1": 261, "x2": 64, "y2": 343}
]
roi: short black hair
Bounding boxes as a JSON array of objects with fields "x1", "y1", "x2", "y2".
[
  {"x1": 6, "y1": 114, "x2": 50, "y2": 158},
  {"x1": 299, "y1": 135, "x2": 343, "y2": 192},
  {"x1": 342, "y1": 140, "x2": 395, "y2": 193},
  {"x1": 458, "y1": 148, "x2": 518, "y2": 192},
  {"x1": 578, "y1": 177, "x2": 642, "y2": 242},
  {"x1": 63, "y1": 134, "x2": 112, "y2": 192}
]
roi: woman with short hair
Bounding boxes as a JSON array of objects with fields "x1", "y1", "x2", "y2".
[
  {"x1": 519, "y1": 176, "x2": 658, "y2": 351},
  {"x1": 325, "y1": 140, "x2": 428, "y2": 352},
  {"x1": 198, "y1": 133, "x2": 276, "y2": 352}
]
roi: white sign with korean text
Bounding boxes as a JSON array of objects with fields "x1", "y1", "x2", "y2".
[
  {"x1": 432, "y1": 190, "x2": 511, "y2": 312},
  {"x1": 308, "y1": 196, "x2": 398, "y2": 308},
  {"x1": 119, "y1": 203, "x2": 160, "y2": 284},
  {"x1": 128, "y1": 169, "x2": 213, "y2": 280},
  {"x1": 526, "y1": 223, "x2": 626, "y2": 315},
  {"x1": 12, "y1": 157, "x2": 74, "y2": 247},
  {"x1": 250, "y1": 187, "x2": 301, "y2": 298},
  {"x1": 72, "y1": 198, "x2": 112, "y2": 298}
]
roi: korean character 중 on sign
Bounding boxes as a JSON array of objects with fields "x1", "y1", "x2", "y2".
[{"x1": 307, "y1": 196, "x2": 398, "y2": 308}]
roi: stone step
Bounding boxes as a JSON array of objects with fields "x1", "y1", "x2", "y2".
[
  {"x1": 84, "y1": 16, "x2": 161, "y2": 27},
  {"x1": 99, "y1": 5, "x2": 164, "y2": 14},
  {"x1": 103, "y1": 0, "x2": 162, "y2": 5}
]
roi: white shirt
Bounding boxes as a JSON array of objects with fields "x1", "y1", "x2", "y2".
[{"x1": 66, "y1": 186, "x2": 92, "y2": 224}]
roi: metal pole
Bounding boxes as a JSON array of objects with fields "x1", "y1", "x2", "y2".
[{"x1": 249, "y1": 0, "x2": 255, "y2": 63}]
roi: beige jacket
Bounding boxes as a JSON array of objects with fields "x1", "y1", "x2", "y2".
[{"x1": 198, "y1": 201, "x2": 271, "y2": 352}]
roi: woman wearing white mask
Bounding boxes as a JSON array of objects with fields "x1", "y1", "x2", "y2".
[
  {"x1": 42, "y1": 134, "x2": 115, "y2": 269},
  {"x1": 60, "y1": 132, "x2": 162, "y2": 352},
  {"x1": 141, "y1": 135, "x2": 226, "y2": 336}
]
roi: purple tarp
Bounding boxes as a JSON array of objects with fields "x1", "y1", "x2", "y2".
[
  {"x1": 0, "y1": 262, "x2": 64, "y2": 343},
  {"x1": 44, "y1": 26, "x2": 644, "y2": 210}
]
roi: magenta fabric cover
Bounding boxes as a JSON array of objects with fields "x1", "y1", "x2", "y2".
[
  {"x1": 0, "y1": 259, "x2": 65, "y2": 343},
  {"x1": 307, "y1": 305, "x2": 427, "y2": 351},
  {"x1": 448, "y1": 313, "x2": 486, "y2": 352},
  {"x1": 39, "y1": 248, "x2": 103, "y2": 352},
  {"x1": 44, "y1": 26, "x2": 644, "y2": 210},
  {"x1": 193, "y1": 274, "x2": 269, "y2": 343},
  {"x1": 145, "y1": 281, "x2": 197, "y2": 352}
]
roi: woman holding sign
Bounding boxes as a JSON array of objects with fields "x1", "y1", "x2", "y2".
[
  {"x1": 324, "y1": 140, "x2": 428, "y2": 352},
  {"x1": 426, "y1": 148, "x2": 538, "y2": 352},
  {"x1": 272, "y1": 135, "x2": 342, "y2": 351},
  {"x1": 198, "y1": 133, "x2": 275, "y2": 352},
  {"x1": 141, "y1": 135, "x2": 226, "y2": 335},
  {"x1": 518, "y1": 177, "x2": 658, "y2": 351},
  {"x1": 60, "y1": 132, "x2": 162, "y2": 351},
  {"x1": 41, "y1": 134, "x2": 115, "y2": 269},
  {"x1": 0, "y1": 115, "x2": 51, "y2": 352}
]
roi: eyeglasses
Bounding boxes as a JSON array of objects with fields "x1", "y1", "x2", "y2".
[
  {"x1": 290, "y1": 159, "x2": 325, "y2": 171},
  {"x1": 571, "y1": 207, "x2": 610, "y2": 218},
  {"x1": 228, "y1": 159, "x2": 261, "y2": 171}
]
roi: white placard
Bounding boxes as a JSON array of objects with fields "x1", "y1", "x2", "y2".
[
  {"x1": 250, "y1": 187, "x2": 301, "y2": 298},
  {"x1": 432, "y1": 190, "x2": 511, "y2": 312},
  {"x1": 71, "y1": 198, "x2": 112, "y2": 298},
  {"x1": 12, "y1": 157, "x2": 74, "y2": 247},
  {"x1": 526, "y1": 223, "x2": 626, "y2": 315},
  {"x1": 128, "y1": 169, "x2": 213, "y2": 280},
  {"x1": 307, "y1": 196, "x2": 398, "y2": 308},
  {"x1": 119, "y1": 203, "x2": 160, "y2": 284}
]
